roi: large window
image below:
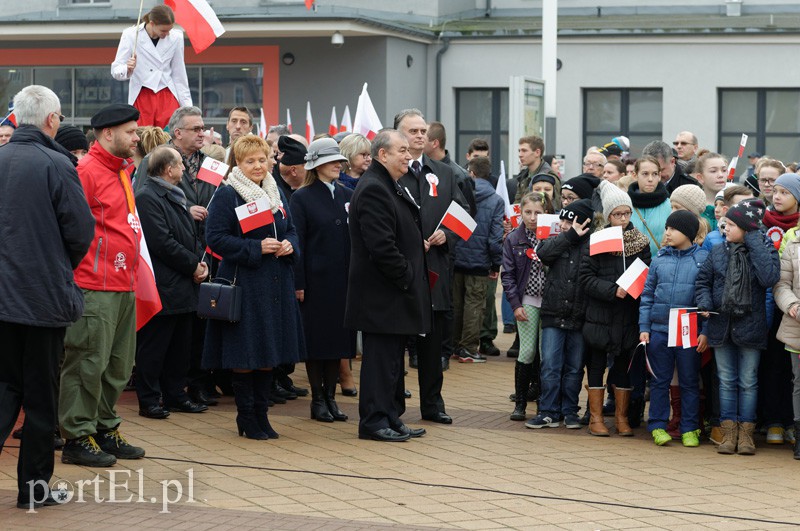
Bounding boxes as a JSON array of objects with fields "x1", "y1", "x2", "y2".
[
  {"x1": 719, "y1": 89, "x2": 800, "y2": 166},
  {"x1": 583, "y1": 89, "x2": 663, "y2": 157},
  {"x1": 455, "y1": 88, "x2": 509, "y2": 176}
]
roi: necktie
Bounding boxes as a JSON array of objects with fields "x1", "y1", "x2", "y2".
[{"x1": 411, "y1": 160, "x2": 421, "y2": 177}]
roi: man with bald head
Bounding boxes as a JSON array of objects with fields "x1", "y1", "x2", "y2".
[{"x1": 673, "y1": 131, "x2": 699, "y2": 172}]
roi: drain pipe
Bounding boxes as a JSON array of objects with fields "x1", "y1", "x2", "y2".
[{"x1": 435, "y1": 37, "x2": 450, "y2": 121}]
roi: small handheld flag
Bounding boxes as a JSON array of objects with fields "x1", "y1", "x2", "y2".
[
  {"x1": 616, "y1": 257, "x2": 649, "y2": 299},
  {"x1": 196, "y1": 157, "x2": 229, "y2": 187},
  {"x1": 590, "y1": 226, "x2": 624, "y2": 256},
  {"x1": 535, "y1": 213, "x2": 561, "y2": 239},
  {"x1": 437, "y1": 200, "x2": 476, "y2": 241},
  {"x1": 235, "y1": 198, "x2": 274, "y2": 233}
]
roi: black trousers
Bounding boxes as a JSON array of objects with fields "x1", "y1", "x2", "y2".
[
  {"x1": 135, "y1": 313, "x2": 192, "y2": 408},
  {"x1": 759, "y1": 312, "x2": 793, "y2": 427},
  {"x1": 587, "y1": 346, "x2": 632, "y2": 389},
  {"x1": 359, "y1": 332, "x2": 406, "y2": 433},
  {"x1": 0, "y1": 321, "x2": 63, "y2": 503},
  {"x1": 187, "y1": 316, "x2": 211, "y2": 392},
  {"x1": 416, "y1": 310, "x2": 447, "y2": 417}
]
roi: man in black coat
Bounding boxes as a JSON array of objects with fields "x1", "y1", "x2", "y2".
[
  {"x1": 345, "y1": 129, "x2": 432, "y2": 442},
  {"x1": 0, "y1": 85, "x2": 95, "y2": 509},
  {"x1": 396, "y1": 109, "x2": 469, "y2": 424},
  {"x1": 641, "y1": 140, "x2": 701, "y2": 195}
]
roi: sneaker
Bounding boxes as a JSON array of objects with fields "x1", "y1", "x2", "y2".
[
  {"x1": 681, "y1": 429, "x2": 700, "y2": 447},
  {"x1": 786, "y1": 426, "x2": 796, "y2": 445},
  {"x1": 96, "y1": 429, "x2": 145, "y2": 459},
  {"x1": 652, "y1": 428, "x2": 671, "y2": 446},
  {"x1": 564, "y1": 414, "x2": 582, "y2": 429},
  {"x1": 766, "y1": 426, "x2": 785, "y2": 444},
  {"x1": 453, "y1": 348, "x2": 486, "y2": 363},
  {"x1": 479, "y1": 341, "x2": 501, "y2": 356},
  {"x1": 709, "y1": 425, "x2": 723, "y2": 445},
  {"x1": 525, "y1": 413, "x2": 560, "y2": 429},
  {"x1": 503, "y1": 323, "x2": 516, "y2": 334},
  {"x1": 61, "y1": 435, "x2": 117, "y2": 467}
]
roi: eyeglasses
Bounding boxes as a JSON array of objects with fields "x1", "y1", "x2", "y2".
[
  {"x1": 583, "y1": 161, "x2": 602, "y2": 168},
  {"x1": 52, "y1": 112, "x2": 65, "y2": 122},
  {"x1": 610, "y1": 211, "x2": 632, "y2": 219},
  {"x1": 758, "y1": 178, "x2": 776, "y2": 186},
  {"x1": 673, "y1": 141, "x2": 694, "y2": 146},
  {"x1": 180, "y1": 126, "x2": 205, "y2": 133}
]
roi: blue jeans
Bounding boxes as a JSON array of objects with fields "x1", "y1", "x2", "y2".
[
  {"x1": 539, "y1": 327, "x2": 584, "y2": 417},
  {"x1": 646, "y1": 331, "x2": 701, "y2": 433},
  {"x1": 501, "y1": 295, "x2": 514, "y2": 326},
  {"x1": 715, "y1": 343, "x2": 761, "y2": 423}
]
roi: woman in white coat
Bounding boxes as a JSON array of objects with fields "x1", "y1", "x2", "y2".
[{"x1": 111, "y1": 5, "x2": 192, "y2": 128}]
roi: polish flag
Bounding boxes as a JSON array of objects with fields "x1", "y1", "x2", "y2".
[
  {"x1": 286, "y1": 109, "x2": 292, "y2": 133},
  {"x1": 340, "y1": 105, "x2": 352, "y2": 133},
  {"x1": 328, "y1": 107, "x2": 338, "y2": 136},
  {"x1": 2, "y1": 110, "x2": 16, "y2": 127},
  {"x1": 589, "y1": 226, "x2": 624, "y2": 256},
  {"x1": 305, "y1": 101, "x2": 315, "y2": 144},
  {"x1": 438, "y1": 200, "x2": 476, "y2": 241},
  {"x1": 258, "y1": 108, "x2": 267, "y2": 139},
  {"x1": 726, "y1": 133, "x2": 748, "y2": 182},
  {"x1": 164, "y1": 0, "x2": 225, "y2": 55},
  {"x1": 205, "y1": 245, "x2": 222, "y2": 261},
  {"x1": 135, "y1": 216, "x2": 163, "y2": 331},
  {"x1": 235, "y1": 197, "x2": 274, "y2": 233},
  {"x1": 305, "y1": 0, "x2": 315, "y2": 8},
  {"x1": 668, "y1": 308, "x2": 698, "y2": 347},
  {"x1": 353, "y1": 83, "x2": 382, "y2": 140},
  {"x1": 197, "y1": 156, "x2": 229, "y2": 187},
  {"x1": 536, "y1": 213, "x2": 561, "y2": 239},
  {"x1": 495, "y1": 160, "x2": 517, "y2": 227},
  {"x1": 616, "y1": 257, "x2": 649, "y2": 300}
]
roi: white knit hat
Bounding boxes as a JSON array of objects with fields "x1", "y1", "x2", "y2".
[
  {"x1": 670, "y1": 184, "x2": 706, "y2": 216},
  {"x1": 599, "y1": 180, "x2": 634, "y2": 221}
]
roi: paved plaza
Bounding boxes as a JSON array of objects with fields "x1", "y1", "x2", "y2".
[{"x1": 2, "y1": 324, "x2": 800, "y2": 530}]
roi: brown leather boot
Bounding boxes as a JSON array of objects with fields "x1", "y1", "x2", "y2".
[
  {"x1": 614, "y1": 386, "x2": 633, "y2": 437},
  {"x1": 587, "y1": 386, "x2": 609, "y2": 436},
  {"x1": 717, "y1": 419, "x2": 738, "y2": 454},
  {"x1": 737, "y1": 421, "x2": 756, "y2": 455}
]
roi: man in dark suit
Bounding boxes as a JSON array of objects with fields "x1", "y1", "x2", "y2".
[
  {"x1": 396, "y1": 109, "x2": 470, "y2": 425},
  {"x1": 345, "y1": 129, "x2": 432, "y2": 442}
]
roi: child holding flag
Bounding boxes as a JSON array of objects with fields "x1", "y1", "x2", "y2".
[
  {"x1": 639, "y1": 211, "x2": 709, "y2": 447},
  {"x1": 502, "y1": 192, "x2": 554, "y2": 422},
  {"x1": 696, "y1": 199, "x2": 779, "y2": 455}
]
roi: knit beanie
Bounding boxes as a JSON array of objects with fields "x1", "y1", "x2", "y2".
[
  {"x1": 774, "y1": 172, "x2": 800, "y2": 204},
  {"x1": 54, "y1": 125, "x2": 89, "y2": 153},
  {"x1": 726, "y1": 198, "x2": 765, "y2": 232},
  {"x1": 744, "y1": 174, "x2": 761, "y2": 197},
  {"x1": 598, "y1": 179, "x2": 633, "y2": 221},
  {"x1": 559, "y1": 198, "x2": 594, "y2": 225},
  {"x1": 530, "y1": 173, "x2": 556, "y2": 187},
  {"x1": 665, "y1": 210, "x2": 699, "y2": 242},
  {"x1": 562, "y1": 174, "x2": 601, "y2": 200},
  {"x1": 670, "y1": 184, "x2": 706, "y2": 216}
]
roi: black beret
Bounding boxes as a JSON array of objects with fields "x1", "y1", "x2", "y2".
[
  {"x1": 278, "y1": 135, "x2": 307, "y2": 166},
  {"x1": 90, "y1": 104, "x2": 140, "y2": 129},
  {"x1": 55, "y1": 125, "x2": 89, "y2": 153}
]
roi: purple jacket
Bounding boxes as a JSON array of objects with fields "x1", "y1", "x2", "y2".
[{"x1": 501, "y1": 225, "x2": 534, "y2": 311}]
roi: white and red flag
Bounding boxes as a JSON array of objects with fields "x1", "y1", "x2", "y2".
[
  {"x1": 286, "y1": 108, "x2": 292, "y2": 133},
  {"x1": 258, "y1": 108, "x2": 267, "y2": 139},
  {"x1": 328, "y1": 107, "x2": 338, "y2": 136},
  {"x1": 197, "y1": 157, "x2": 229, "y2": 187},
  {"x1": 305, "y1": 101, "x2": 315, "y2": 144},
  {"x1": 340, "y1": 105, "x2": 352, "y2": 133},
  {"x1": 437, "y1": 200, "x2": 476, "y2": 241},
  {"x1": 536, "y1": 213, "x2": 561, "y2": 239},
  {"x1": 616, "y1": 257, "x2": 649, "y2": 299},
  {"x1": 589, "y1": 226, "x2": 624, "y2": 256},
  {"x1": 2, "y1": 110, "x2": 17, "y2": 127},
  {"x1": 135, "y1": 215, "x2": 163, "y2": 331},
  {"x1": 305, "y1": 0, "x2": 315, "y2": 9},
  {"x1": 164, "y1": 0, "x2": 225, "y2": 54},
  {"x1": 726, "y1": 134, "x2": 748, "y2": 182},
  {"x1": 235, "y1": 197, "x2": 274, "y2": 233},
  {"x1": 495, "y1": 160, "x2": 518, "y2": 227},
  {"x1": 668, "y1": 308, "x2": 698, "y2": 348},
  {"x1": 353, "y1": 83, "x2": 382, "y2": 140}
]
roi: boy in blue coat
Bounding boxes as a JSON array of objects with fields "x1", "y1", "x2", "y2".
[{"x1": 639, "y1": 211, "x2": 709, "y2": 447}]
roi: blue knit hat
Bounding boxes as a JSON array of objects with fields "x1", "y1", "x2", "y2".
[{"x1": 775, "y1": 172, "x2": 800, "y2": 203}]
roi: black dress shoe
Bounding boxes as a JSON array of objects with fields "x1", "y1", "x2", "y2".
[
  {"x1": 409, "y1": 353, "x2": 418, "y2": 369},
  {"x1": 358, "y1": 427, "x2": 411, "y2": 442},
  {"x1": 422, "y1": 412, "x2": 453, "y2": 424},
  {"x1": 138, "y1": 405, "x2": 170, "y2": 419},
  {"x1": 341, "y1": 386, "x2": 358, "y2": 397},
  {"x1": 165, "y1": 400, "x2": 208, "y2": 413},
  {"x1": 393, "y1": 424, "x2": 426, "y2": 438},
  {"x1": 289, "y1": 385, "x2": 309, "y2": 397},
  {"x1": 404, "y1": 389, "x2": 412, "y2": 399},
  {"x1": 274, "y1": 383, "x2": 297, "y2": 400},
  {"x1": 189, "y1": 389, "x2": 219, "y2": 406}
]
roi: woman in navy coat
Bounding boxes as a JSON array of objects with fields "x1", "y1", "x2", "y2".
[
  {"x1": 290, "y1": 138, "x2": 356, "y2": 423},
  {"x1": 203, "y1": 135, "x2": 305, "y2": 440}
]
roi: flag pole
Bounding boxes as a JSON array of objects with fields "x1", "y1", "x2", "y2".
[{"x1": 132, "y1": 0, "x2": 145, "y2": 59}]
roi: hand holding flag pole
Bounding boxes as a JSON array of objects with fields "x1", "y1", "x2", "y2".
[{"x1": 132, "y1": 0, "x2": 145, "y2": 60}]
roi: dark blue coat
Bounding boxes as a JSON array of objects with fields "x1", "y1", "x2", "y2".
[
  {"x1": 290, "y1": 180, "x2": 355, "y2": 360},
  {"x1": 501, "y1": 225, "x2": 534, "y2": 312},
  {"x1": 536, "y1": 228, "x2": 591, "y2": 330},
  {"x1": 695, "y1": 230, "x2": 780, "y2": 349},
  {"x1": 202, "y1": 184, "x2": 305, "y2": 369},
  {"x1": 454, "y1": 178, "x2": 503, "y2": 275}
]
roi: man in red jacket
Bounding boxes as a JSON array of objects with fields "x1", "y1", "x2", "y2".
[{"x1": 59, "y1": 104, "x2": 145, "y2": 467}]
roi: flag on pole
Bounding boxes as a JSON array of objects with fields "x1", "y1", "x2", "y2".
[
  {"x1": 353, "y1": 83, "x2": 382, "y2": 140},
  {"x1": 438, "y1": 200, "x2": 477, "y2": 241},
  {"x1": 235, "y1": 198, "x2": 275, "y2": 233},
  {"x1": 495, "y1": 160, "x2": 517, "y2": 224},
  {"x1": 589, "y1": 226, "x2": 624, "y2": 255},
  {"x1": 535, "y1": 213, "x2": 561, "y2": 239},
  {"x1": 135, "y1": 215, "x2": 163, "y2": 331},
  {"x1": 305, "y1": 0, "x2": 315, "y2": 9},
  {"x1": 328, "y1": 106, "x2": 338, "y2": 136},
  {"x1": 616, "y1": 257, "x2": 649, "y2": 299},
  {"x1": 305, "y1": 101, "x2": 315, "y2": 143},
  {"x1": 340, "y1": 105, "x2": 352, "y2": 133},
  {"x1": 205, "y1": 245, "x2": 222, "y2": 261},
  {"x1": 197, "y1": 157, "x2": 229, "y2": 187},
  {"x1": 258, "y1": 108, "x2": 267, "y2": 139},
  {"x1": 726, "y1": 134, "x2": 748, "y2": 182},
  {"x1": 668, "y1": 308, "x2": 698, "y2": 347},
  {"x1": 164, "y1": 0, "x2": 225, "y2": 54},
  {"x1": 1, "y1": 110, "x2": 16, "y2": 127},
  {"x1": 286, "y1": 109, "x2": 292, "y2": 133}
]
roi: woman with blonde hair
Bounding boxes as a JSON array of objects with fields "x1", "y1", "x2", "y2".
[{"x1": 337, "y1": 133, "x2": 371, "y2": 191}]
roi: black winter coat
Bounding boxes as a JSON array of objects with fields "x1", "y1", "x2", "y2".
[
  {"x1": 695, "y1": 230, "x2": 780, "y2": 349},
  {"x1": 665, "y1": 169, "x2": 701, "y2": 195},
  {"x1": 580, "y1": 223, "x2": 652, "y2": 355},
  {"x1": 345, "y1": 160, "x2": 432, "y2": 335},
  {"x1": 536, "y1": 228, "x2": 591, "y2": 330},
  {"x1": 135, "y1": 179, "x2": 201, "y2": 315}
]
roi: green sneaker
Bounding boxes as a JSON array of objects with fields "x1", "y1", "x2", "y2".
[
  {"x1": 681, "y1": 429, "x2": 701, "y2": 447},
  {"x1": 652, "y1": 428, "x2": 671, "y2": 446}
]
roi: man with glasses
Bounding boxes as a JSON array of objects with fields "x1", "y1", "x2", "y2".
[
  {"x1": 582, "y1": 150, "x2": 607, "y2": 178},
  {"x1": 673, "y1": 131, "x2": 699, "y2": 173},
  {"x1": 641, "y1": 140, "x2": 701, "y2": 195}
]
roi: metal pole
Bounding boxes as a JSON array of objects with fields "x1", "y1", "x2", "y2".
[{"x1": 542, "y1": 0, "x2": 557, "y2": 152}]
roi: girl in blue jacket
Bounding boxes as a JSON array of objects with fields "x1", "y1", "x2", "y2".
[{"x1": 639, "y1": 210, "x2": 709, "y2": 447}]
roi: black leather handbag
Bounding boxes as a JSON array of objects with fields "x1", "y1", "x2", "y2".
[{"x1": 197, "y1": 265, "x2": 241, "y2": 322}]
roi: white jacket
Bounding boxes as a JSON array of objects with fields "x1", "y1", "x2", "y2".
[{"x1": 111, "y1": 24, "x2": 192, "y2": 107}]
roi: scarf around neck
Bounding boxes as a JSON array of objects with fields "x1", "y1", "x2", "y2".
[
  {"x1": 611, "y1": 224, "x2": 650, "y2": 257},
  {"x1": 524, "y1": 227, "x2": 545, "y2": 297},
  {"x1": 762, "y1": 208, "x2": 799, "y2": 232},
  {"x1": 721, "y1": 242, "x2": 752, "y2": 317},
  {"x1": 628, "y1": 182, "x2": 669, "y2": 209},
  {"x1": 226, "y1": 166, "x2": 283, "y2": 214},
  {"x1": 150, "y1": 176, "x2": 187, "y2": 210}
]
